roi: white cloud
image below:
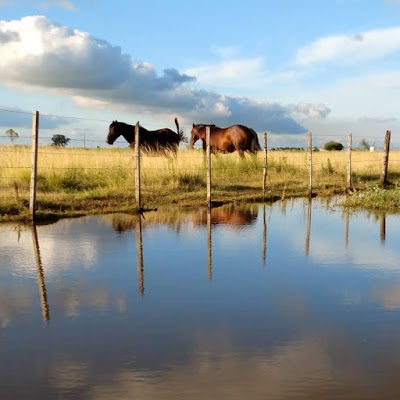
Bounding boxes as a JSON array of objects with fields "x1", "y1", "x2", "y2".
[
  {"x1": 295, "y1": 27, "x2": 400, "y2": 66},
  {"x1": 185, "y1": 58, "x2": 266, "y2": 88},
  {"x1": 210, "y1": 44, "x2": 240, "y2": 59},
  {"x1": 0, "y1": 16, "x2": 318, "y2": 134}
]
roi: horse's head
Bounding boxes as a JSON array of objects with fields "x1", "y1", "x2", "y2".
[
  {"x1": 106, "y1": 121, "x2": 121, "y2": 145},
  {"x1": 190, "y1": 124, "x2": 214, "y2": 147},
  {"x1": 189, "y1": 124, "x2": 202, "y2": 147}
]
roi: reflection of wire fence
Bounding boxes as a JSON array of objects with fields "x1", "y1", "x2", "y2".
[{"x1": 0, "y1": 108, "x2": 397, "y2": 220}]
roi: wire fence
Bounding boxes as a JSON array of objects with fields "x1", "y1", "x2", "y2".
[{"x1": 1, "y1": 108, "x2": 398, "y2": 220}]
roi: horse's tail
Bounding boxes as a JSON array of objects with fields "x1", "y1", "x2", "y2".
[{"x1": 175, "y1": 117, "x2": 187, "y2": 143}]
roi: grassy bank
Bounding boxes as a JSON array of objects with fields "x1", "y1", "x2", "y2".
[{"x1": 1, "y1": 145, "x2": 400, "y2": 221}]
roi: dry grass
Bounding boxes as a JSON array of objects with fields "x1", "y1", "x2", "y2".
[{"x1": 1, "y1": 145, "x2": 400, "y2": 220}]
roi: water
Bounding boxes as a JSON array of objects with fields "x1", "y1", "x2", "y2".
[{"x1": 1, "y1": 199, "x2": 400, "y2": 400}]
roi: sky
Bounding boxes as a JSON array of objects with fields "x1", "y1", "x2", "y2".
[{"x1": 0, "y1": 0, "x2": 399, "y2": 149}]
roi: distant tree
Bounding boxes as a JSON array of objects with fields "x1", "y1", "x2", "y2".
[
  {"x1": 51, "y1": 134, "x2": 70, "y2": 147},
  {"x1": 324, "y1": 141, "x2": 343, "y2": 151},
  {"x1": 359, "y1": 138, "x2": 373, "y2": 150},
  {"x1": 5, "y1": 128, "x2": 19, "y2": 143}
]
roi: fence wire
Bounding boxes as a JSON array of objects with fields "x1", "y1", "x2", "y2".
[{"x1": 1, "y1": 108, "x2": 398, "y2": 214}]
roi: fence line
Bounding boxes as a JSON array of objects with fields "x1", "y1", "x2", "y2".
[{"x1": 0, "y1": 108, "x2": 397, "y2": 220}]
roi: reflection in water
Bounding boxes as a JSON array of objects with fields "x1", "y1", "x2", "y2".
[
  {"x1": 136, "y1": 216, "x2": 144, "y2": 295},
  {"x1": 193, "y1": 204, "x2": 258, "y2": 227},
  {"x1": 262, "y1": 204, "x2": 267, "y2": 266},
  {"x1": 31, "y1": 223, "x2": 50, "y2": 323},
  {"x1": 345, "y1": 208, "x2": 350, "y2": 249},
  {"x1": 380, "y1": 214, "x2": 386, "y2": 244},
  {"x1": 2, "y1": 201, "x2": 400, "y2": 399},
  {"x1": 305, "y1": 197, "x2": 312, "y2": 256},
  {"x1": 207, "y1": 208, "x2": 212, "y2": 280}
]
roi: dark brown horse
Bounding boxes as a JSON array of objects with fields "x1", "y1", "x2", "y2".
[
  {"x1": 107, "y1": 118, "x2": 185, "y2": 153},
  {"x1": 190, "y1": 123, "x2": 260, "y2": 157}
]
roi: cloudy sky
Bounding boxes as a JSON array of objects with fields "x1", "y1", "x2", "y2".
[{"x1": 0, "y1": 0, "x2": 399, "y2": 148}]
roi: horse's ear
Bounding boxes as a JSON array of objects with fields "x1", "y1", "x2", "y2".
[{"x1": 193, "y1": 124, "x2": 195, "y2": 127}]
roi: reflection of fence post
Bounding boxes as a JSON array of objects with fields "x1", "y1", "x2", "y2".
[
  {"x1": 207, "y1": 208, "x2": 212, "y2": 280},
  {"x1": 305, "y1": 197, "x2": 312, "y2": 256},
  {"x1": 136, "y1": 216, "x2": 144, "y2": 294},
  {"x1": 380, "y1": 214, "x2": 386, "y2": 244},
  {"x1": 347, "y1": 133, "x2": 352, "y2": 190},
  {"x1": 262, "y1": 204, "x2": 267, "y2": 266},
  {"x1": 31, "y1": 224, "x2": 50, "y2": 323},
  {"x1": 307, "y1": 132, "x2": 312, "y2": 197},
  {"x1": 206, "y1": 126, "x2": 211, "y2": 208},
  {"x1": 134, "y1": 121, "x2": 142, "y2": 211},
  {"x1": 29, "y1": 111, "x2": 39, "y2": 221},
  {"x1": 263, "y1": 132, "x2": 267, "y2": 198},
  {"x1": 380, "y1": 130, "x2": 391, "y2": 187},
  {"x1": 344, "y1": 209, "x2": 349, "y2": 249}
]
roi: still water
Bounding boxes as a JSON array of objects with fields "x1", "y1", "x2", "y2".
[{"x1": 1, "y1": 199, "x2": 400, "y2": 400}]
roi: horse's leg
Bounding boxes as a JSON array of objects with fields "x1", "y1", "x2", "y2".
[{"x1": 237, "y1": 148, "x2": 245, "y2": 158}]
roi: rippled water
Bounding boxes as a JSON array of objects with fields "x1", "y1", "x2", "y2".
[{"x1": 1, "y1": 199, "x2": 400, "y2": 400}]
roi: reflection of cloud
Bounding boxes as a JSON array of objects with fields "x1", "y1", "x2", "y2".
[
  {"x1": 50, "y1": 360, "x2": 89, "y2": 390},
  {"x1": 0, "y1": 220, "x2": 98, "y2": 277},
  {"x1": 269, "y1": 201, "x2": 400, "y2": 273},
  {"x1": 0, "y1": 285, "x2": 36, "y2": 328},
  {"x1": 86, "y1": 332, "x2": 379, "y2": 400},
  {"x1": 371, "y1": 284, "x2": 400, "y2": 310}
]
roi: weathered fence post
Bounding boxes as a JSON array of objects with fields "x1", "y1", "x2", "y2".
[
  {"x1": 206, "y1": 126, "x2": 211, "y2": 208},
  {"x1": 347, "y1": 133, "x2": 352, "y2": 190},
  {"x1": 263, "y1": 132, "x2": 267, "y2": 198},
  {"x1": 307, "y1": 132, "x2": 312, "y2": 197},
  {"x1": 29, "y1": 111, "x2": 39, "y2": 221},
  {"x1": 134, "y1": 121, "x2": 142, "y2": 211},
  {"x1": 380, "y1": 130, "x2": 391, "y2": 187}
]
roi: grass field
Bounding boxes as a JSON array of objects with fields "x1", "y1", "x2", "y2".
[{"x1": 1, "y1": 145, "x2": 400, "y2": 221}]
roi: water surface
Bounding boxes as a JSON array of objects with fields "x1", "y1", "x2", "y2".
[{"x1": 1, "y1": 200, "x2": 400, "y2": 400}]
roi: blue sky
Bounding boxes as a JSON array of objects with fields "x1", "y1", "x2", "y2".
[{"x1": 0, "y1": 0, "x2": 399, "y2": 148}]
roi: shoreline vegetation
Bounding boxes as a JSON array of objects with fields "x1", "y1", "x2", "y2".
[{"x1": 1, "y1": 145, "x2": 400, "y2": 222}]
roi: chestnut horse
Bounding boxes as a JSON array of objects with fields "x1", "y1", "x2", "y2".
[
  {"x1": 190, "y1": 123, "x2": 260, "y2": 157},
  {"x1": 106, "y1": 118, "x2": 185, "y2": 153}
]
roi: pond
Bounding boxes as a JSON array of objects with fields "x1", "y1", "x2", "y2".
[{"x1": 1, "y1": 199, "x2": 400, "y2": 400}]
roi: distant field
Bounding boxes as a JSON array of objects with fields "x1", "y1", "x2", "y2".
[{"x1": 1, "y1": 145, "x2": 400, "y2": 220}]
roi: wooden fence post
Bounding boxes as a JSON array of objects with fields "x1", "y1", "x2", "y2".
[
  {"x1": 29, "y1": 111, "x2": 39, "y2": 221},
  {"x1": 134, "y1": 121, "x2": 142, "y2": 211},
  {"x1": 380, "y1": 130, "x2": 391, "y2": 187},
  {"x1": 307, "y1": 132, "x2": 312, "y2": 197},
  {"x1": 263, "y1": 132, "x2": 267, "y2": 198},
  {"x1": 206, "y1": 126, "x2": 211, "y2": 208},
  {"x1": 347, "y1": 133, "x2": 352, "y2": 190}
]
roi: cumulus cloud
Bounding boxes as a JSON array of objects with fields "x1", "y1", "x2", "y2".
[
  {"x1": 0, "y1": 16, "x2": 323, "y2": 133},
  {"x1": 295, "y1": 26, "x2": 400, "y2": 66},
  {"x1": 288, "y1": 103, "x2": 331, "y2": 119}
]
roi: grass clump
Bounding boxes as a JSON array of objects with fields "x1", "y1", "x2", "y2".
[{"x1": 343, "y1": 183, "x2": 400, "y2": 211}]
